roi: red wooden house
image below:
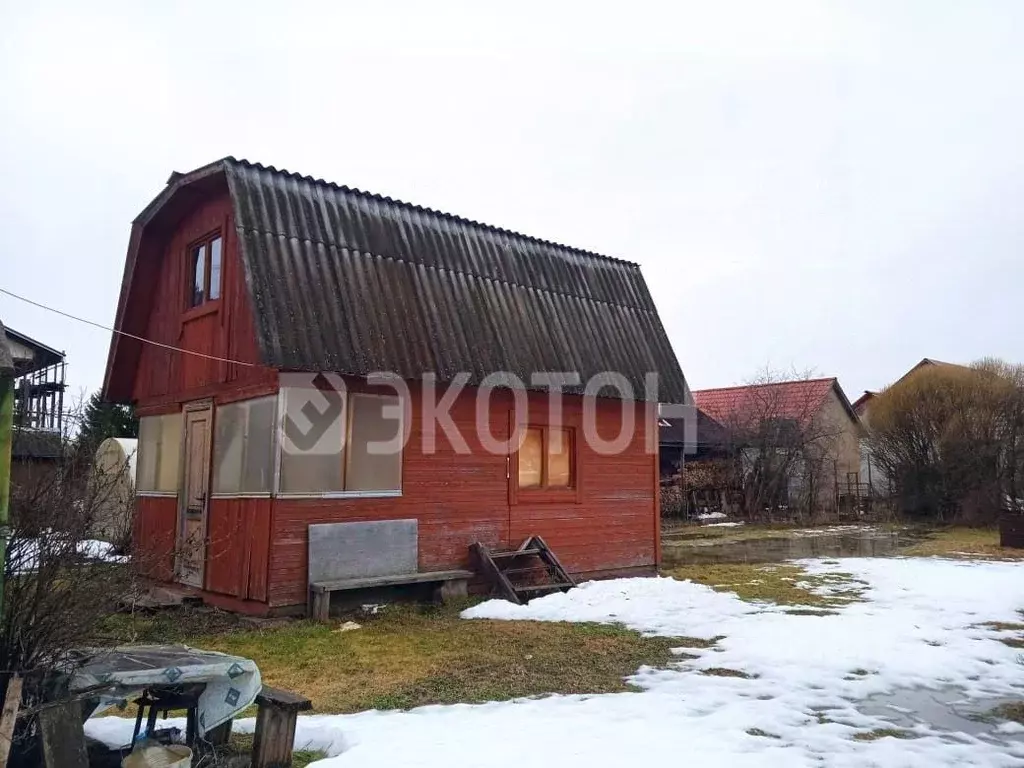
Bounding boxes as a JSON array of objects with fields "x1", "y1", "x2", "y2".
[{"x1": 102, "y1": 158, "x2": 688, "y2": 615}]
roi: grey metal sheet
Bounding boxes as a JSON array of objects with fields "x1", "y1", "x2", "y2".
[{"x1": 308, "y1": 519, "x2": 419, "y2": 583}]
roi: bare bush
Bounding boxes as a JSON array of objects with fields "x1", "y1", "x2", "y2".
[
  {"x1": 0, "y1": 406, "x2": 141, "y2": 765},
  {"x1": 659, "y1": 484, "x2": 684, "y2": 516},
  {"x1": 867, "y1": 359, "x2": 1024, "y2": 524}
]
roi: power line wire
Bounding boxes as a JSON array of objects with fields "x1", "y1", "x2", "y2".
[{"x1": 0, "y1": 287, "x2": 260, "y2": 368}]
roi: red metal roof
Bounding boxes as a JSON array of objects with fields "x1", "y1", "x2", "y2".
[{"x1": 692, "y1": 378, "x2": 847, "y2": 427}]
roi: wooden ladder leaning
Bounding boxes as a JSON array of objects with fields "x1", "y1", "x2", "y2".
[{"x1": 470, "y1": 536, "x2": 575, "y2": 604}]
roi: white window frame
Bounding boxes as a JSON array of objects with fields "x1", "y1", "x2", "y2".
[{"x1": 271, "y1": 387, "x2": 404, "y2": 499}]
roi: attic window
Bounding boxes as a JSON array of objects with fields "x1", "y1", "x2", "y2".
[{"x1": 188, "y1": 233, "x2": 222, "y2": 307}]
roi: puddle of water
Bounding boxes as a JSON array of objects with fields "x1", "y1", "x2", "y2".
[
  {"x1": 662, "y1": 530, "x2": 921, "y2": 566},
  {"x1": 858, "y1": 687, "x2": 1024, "y2": 743}
]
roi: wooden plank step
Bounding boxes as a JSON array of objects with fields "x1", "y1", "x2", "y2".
[
  {"x1": 499, "y1": 566, "x2": 556, "y2": 578},
  {"x1": 490, "y1": 548, "x2": 543, "y2": 559}
]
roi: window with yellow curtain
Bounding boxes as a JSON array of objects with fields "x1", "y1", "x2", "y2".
[{"x1": 517, "y1": 426, "x2": 575, "y2": 489}]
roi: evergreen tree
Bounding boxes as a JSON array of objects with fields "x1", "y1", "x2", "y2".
[{"x1": 75, "y1": 392, "x2": 138, "y2": 453}]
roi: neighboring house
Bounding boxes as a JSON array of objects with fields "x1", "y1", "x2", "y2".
[
  {"x1": 853, "y1": 358, "x2": 962, "y2": 428},
  {"x1": 0, "y1": 325, "x2": 66, "y2": 490},
  {"x1": 662, "y1": 378, "x2": 864, "y2": 516},
  {"x1": 102, "y1": 157, "x2": 689, "y2": 616},
  {"x1": 855, "y1": 358, "x2": 966, "y2": 496}
]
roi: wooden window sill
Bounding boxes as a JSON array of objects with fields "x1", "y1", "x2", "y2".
[
  {"x1": 182, "y1": 300, "x2": 221, "y2": 322},
  {"x1": 514, "y1": 488, "x2": 580, "y2": 504}
]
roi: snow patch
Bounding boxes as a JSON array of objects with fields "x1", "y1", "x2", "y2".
[{"x1": 87, "y1": 557, "x2": 1024, "y2": 766}]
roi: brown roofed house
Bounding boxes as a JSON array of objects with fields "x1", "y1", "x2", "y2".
[
  {"x1": 660, "y1": 377, "x2": 864, "y2": 518},
  {"x1": 102, "y1": 158, "x2": 689, "y2": 615}
]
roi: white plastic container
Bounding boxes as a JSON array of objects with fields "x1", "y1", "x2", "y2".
[{"x1": 121, "y1": 745, "x2": 192, "y2": 768}]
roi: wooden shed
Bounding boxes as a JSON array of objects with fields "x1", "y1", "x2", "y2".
[{"x1": 102, "y1": 158, "x2": 689, "y2": 615}]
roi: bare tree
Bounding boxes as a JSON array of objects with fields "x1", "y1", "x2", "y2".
[
  {"x1": 867, "y1": 359, "x2": 1024, "y2": 524},
  {"x1": 715, "y1": 368, "x2": 850, "y2": 523}
]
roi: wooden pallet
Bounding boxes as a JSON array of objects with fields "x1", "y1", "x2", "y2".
[{"x1": 470, "y1": 536, "x2": 575, "y2": 604}]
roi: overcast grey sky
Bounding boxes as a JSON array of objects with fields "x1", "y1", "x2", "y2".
[{"x1": 2, "y1": 1, "x2": 1022, "y2": 403}]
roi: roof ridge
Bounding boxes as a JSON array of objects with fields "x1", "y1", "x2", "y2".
[
  {"x1": 691, "y1": 377, "x2": 836, "y2": 394},
  {"x1": 222, "y1": 157, "x2": 640, "y2": 269}
]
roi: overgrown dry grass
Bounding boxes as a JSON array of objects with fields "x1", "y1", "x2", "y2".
[
  {"x1": 991, "y1": 702, "x2": 1024, "y2": 724},
  {"x1": 663, "y1": 562, "x2": 867, "y2": 607},
  {"x1": 901, "y1": 528, "x2": 1024, "y2": 559},
  {"x1": 99, "y1": 601, "x2": 690, "y2": 713},
  {"x1": 978, "y1": 619, "x2": 1024, "y2": 649},
  {"x1": 852, "y1": 727, "x2": 916, "y2": 741}
]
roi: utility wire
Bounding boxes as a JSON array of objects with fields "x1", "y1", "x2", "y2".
[{"x1": 0, "y1": 287, "x2": 260, "y2": 368}]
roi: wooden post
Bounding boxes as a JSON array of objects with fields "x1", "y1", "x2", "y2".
[
  {"x1": 311, "y1": 588, "x2": 330, "y2": 622},
  {"x1": 251, "y1": 686, "x2": 312, "y2": 768},
  {"x1": 0, "y1": 373, "x2": 14, "y2": 616},
  {"x1": 38, "y1": 698, "x2": 88, "y2": 768},
  {"x1": 0, "y1": 675, "x2": 22, "y2": 768}
]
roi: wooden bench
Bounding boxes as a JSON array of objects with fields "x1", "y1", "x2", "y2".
[
  {"x1": 309, "y1": 570, "x2": 473, "y2": 620},
  {"x1": 251, "y1": 685, "x2": 313, "y2": 768}
]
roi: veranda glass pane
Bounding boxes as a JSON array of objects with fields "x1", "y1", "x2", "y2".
[
  {"x1": 212, "y1": 402, "x2": 245, "y2": 494},
  {"x1": 156, "y1": 414, "x2": 182, "y2": 492},
  {"x1": 136, "y1": 416, "x2": 160, "y2": 491},
  {"x1": 346, "y1": 395, "x2": 402, "y2": 491},
  {"x1": 243, "y1": 396, "x2": 277, "y2": 492},
  {"x1": 278, "y1": 387, "x2": 345, "y2": 493}
]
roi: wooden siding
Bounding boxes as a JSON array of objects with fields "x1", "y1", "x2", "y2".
[
  {"x1": 134, "y1": 496, "x2": 177, "y2": 582},
  {"x1": 131, "y1": 191, "x2": 274, "y2": 408},
  {"x1": 131, "y1": 384, "x2": 658, "y2": 612},
  {"x1": 264, "y1": 387, "x2": 657, "y2": 609},
  {"x1": 206, "y1": 497, "x2": 272, "y2": 601}
]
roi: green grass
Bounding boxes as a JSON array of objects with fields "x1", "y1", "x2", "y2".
[
  {"x1": 901, "y1": 527, "x2": 1024, "y2": 559},
  {"x1": 663, "y1": 562, "x2": 867, "y2": 608},
  {"x1": 661, "y1": 522, "x2": 824, "y2": 544},
  {"x1": 97, "y1": 601, "x2": 687, "y2": 714}
]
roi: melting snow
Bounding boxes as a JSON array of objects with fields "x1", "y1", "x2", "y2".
[
  {"x1": 86, "y1": 557, "x2": 1024, "y2": 767},
  {"x1": 696, "y1": 511, "x2": 729, "y2": 520}
]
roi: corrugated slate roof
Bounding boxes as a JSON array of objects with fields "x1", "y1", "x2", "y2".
[
  {"x1": 218, "y1": 158, "x2": 686, "y2": 402},
  {"x1": 659, "y1": 409, "x2": 728, "y2": 448},
  {"x1": 692, "y1": 378, "x2": 853, "y2": 427}
]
